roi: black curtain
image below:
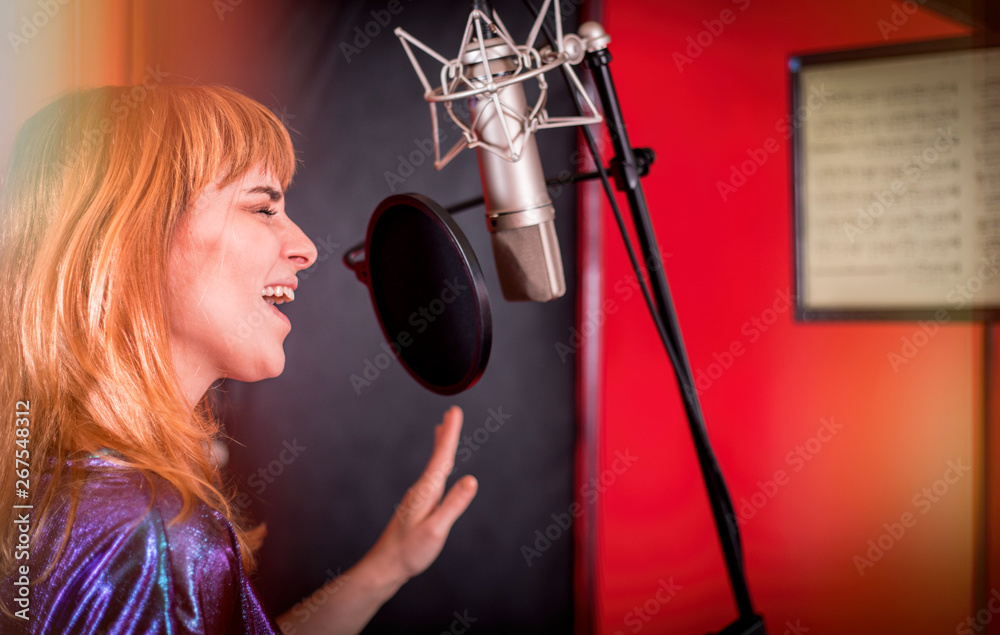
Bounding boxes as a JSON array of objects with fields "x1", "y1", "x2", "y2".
[{"x1": 156, "y1": 1, "x2": 583, "y2": 632}]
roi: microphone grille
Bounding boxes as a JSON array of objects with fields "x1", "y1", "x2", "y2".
[{"x1": 490, "y1": 220, "x2": 566, "y2": 302}]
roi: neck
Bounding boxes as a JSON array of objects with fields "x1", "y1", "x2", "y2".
[{"x1": 172, "y1": 347, "x2": 217, "y2": 412}]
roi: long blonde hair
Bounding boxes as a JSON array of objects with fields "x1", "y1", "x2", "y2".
[{"x1": 0, "y1": 85, "x2": 296, "y2": 581}]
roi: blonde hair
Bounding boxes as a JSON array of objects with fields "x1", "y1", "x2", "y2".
[{"x1": 0, "y1": 85, "x2": 296, "y2": 584}]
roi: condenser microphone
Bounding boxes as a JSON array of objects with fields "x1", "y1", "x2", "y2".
[
  {"x1": 393, "y1": 0, "x2": 601, "y2": 301},
  {"x1": 463, "y1": 36, "x2": 565, "y2": 302},
  {"x1": 347, "y1": 0, "x2": 603, "y2": 393}
]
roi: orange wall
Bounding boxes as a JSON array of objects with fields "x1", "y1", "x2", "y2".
[
  {"x1": 595, "y1": 2, "x2": 978, "y2": 634},
  {"x1": 1, "y1": 0, "x2": 143, "y2": 170}
]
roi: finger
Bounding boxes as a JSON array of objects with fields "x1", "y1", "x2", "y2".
[
  {"x1": 421, "y1": 405, "x2": 463, "y2": 487},
  {"x1": 427, "y1": 475, "x2": 478, "y2": 534},
  {"x1": 402, "y1": 407, "x2": 464, "y2": 520}
]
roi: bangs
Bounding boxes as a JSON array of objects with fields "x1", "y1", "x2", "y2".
[{"x1": 173, "y1": 86, "x2": 297, "y2": 196}]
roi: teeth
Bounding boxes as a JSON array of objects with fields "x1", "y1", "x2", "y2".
[{"x1": 261, "y1": 285, "x2": 295, "y2": 305}]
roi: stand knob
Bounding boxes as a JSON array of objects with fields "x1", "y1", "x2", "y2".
[{"x1": 578, "y1": 21, "x2": 611, "y2": 52}]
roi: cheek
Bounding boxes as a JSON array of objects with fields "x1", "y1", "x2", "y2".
[
  {"x1": 167, "y1": 219, "x2": 282, "y2": 332},
  {"x1": 167, "y1": 226, "x2": 238, "y2": 324},
  {"x1": 173, "y1": 224, "x2": 256, "y2": 286}
]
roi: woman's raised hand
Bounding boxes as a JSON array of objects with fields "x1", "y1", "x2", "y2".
[
  {"x1": 276, "y1": 407, "x2": 477, "y2": 635},
  {"x1": 367, "y1": 405, "x2": 478, "y2": 585}
]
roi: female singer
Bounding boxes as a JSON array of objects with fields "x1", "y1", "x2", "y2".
[{"x1": 0, "y1": 85, "x2": 477, "y2": 634}]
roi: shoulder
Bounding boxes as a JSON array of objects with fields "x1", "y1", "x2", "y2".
[
  {"x1": 20, "y1": 458, "x2": 252, "y2": 633},
  {"x1": 72, "y1": 458, "x2": 241, "y2": 579}
]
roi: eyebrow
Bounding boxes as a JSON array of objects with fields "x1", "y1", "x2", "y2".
[{"x1": 245, "y1": 185, "x2": 283, "y2": 202}]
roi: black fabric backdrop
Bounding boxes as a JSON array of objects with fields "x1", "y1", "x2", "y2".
[{"x1": 154, "y1": 1, "x2": 583, "y2": 632}]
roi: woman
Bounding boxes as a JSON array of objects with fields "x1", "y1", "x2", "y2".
[{"x1": 0, "y1": 85, "x2": 477, "y2": 634}]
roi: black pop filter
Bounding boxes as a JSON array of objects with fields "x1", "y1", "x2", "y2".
[{"x1": 345, "y1": 194, "x2": 492, "y2": 395}]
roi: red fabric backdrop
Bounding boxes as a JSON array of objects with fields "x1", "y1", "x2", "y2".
[{"x1": 591, "y1": 2, "x2": 979, "y2": 634}]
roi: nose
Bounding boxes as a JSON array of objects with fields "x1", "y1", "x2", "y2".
[{"x1": 282, "y1": 217, "x2": 318, "y2": 271}]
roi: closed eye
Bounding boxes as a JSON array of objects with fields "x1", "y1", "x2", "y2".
[{"x1": 255, "y1": 207, "x2": 278, "y2": 217}]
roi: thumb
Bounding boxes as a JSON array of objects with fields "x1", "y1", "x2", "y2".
[{"x1": 427, "y1": 475, "x2": 478, "y2": 533}]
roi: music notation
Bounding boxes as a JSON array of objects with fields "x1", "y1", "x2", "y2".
[{"x1": 798, "y1": 47, "x2": 1000, "y2": 311}]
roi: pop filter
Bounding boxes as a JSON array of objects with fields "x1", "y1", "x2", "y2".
[{"x1": 344, "y1": 194, "x2": 492, "y2": 395}]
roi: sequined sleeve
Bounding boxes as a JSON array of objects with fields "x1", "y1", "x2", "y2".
[{"x1": 0, "y1": 458, "x2": 278, "y2": 634}]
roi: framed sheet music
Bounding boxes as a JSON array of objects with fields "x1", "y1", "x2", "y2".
[{"x1": 790, "y1": 37, "x2": 1000, "y2": 321}]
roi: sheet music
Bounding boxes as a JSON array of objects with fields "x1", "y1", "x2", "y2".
[{"x1": 799, "y1": 48, "x2": 1000, "y2": 312}]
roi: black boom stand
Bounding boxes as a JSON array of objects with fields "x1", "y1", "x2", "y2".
[
  {"x1": 348, "y1": 2, "x2": 768, "y2": 629},
  {"x1": 576, "y1": 22, "x2": 766, "y2": 635},
  {"x1": 438, "y1": 16, "x2": 768, "y2": 634}
]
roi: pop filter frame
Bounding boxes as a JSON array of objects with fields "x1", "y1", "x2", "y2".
[{"x1": 344, "y1": 193, "x2": 492, "y2": 395}]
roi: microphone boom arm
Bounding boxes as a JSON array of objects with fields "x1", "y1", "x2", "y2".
[{"x1": 341, "y1": 151, "x2": 656, "y2": 277}]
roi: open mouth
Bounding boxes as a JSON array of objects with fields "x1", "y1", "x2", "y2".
[{"x1": 262, "y1": 285, "x2": 295, "y2": 306}]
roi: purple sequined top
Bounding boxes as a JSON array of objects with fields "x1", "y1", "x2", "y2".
[{"x1": 1, "y1": 454, "x2": 278, "y2": 634}]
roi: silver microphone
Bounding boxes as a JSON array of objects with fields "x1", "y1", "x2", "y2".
[
  {"x1": 394, "y1": 0, "x2": 601, "y2": 302},
  {"x1": 462, "y1": 38, "x2": 565, "y2": 302}
]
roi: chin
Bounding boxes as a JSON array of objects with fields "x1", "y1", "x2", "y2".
[
  {"x1": 230, "y1": 353, "x2": 286, "y2": 383},
  {"x1": 261, "y1": 356, "x2": 287, "y2": 380}
]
